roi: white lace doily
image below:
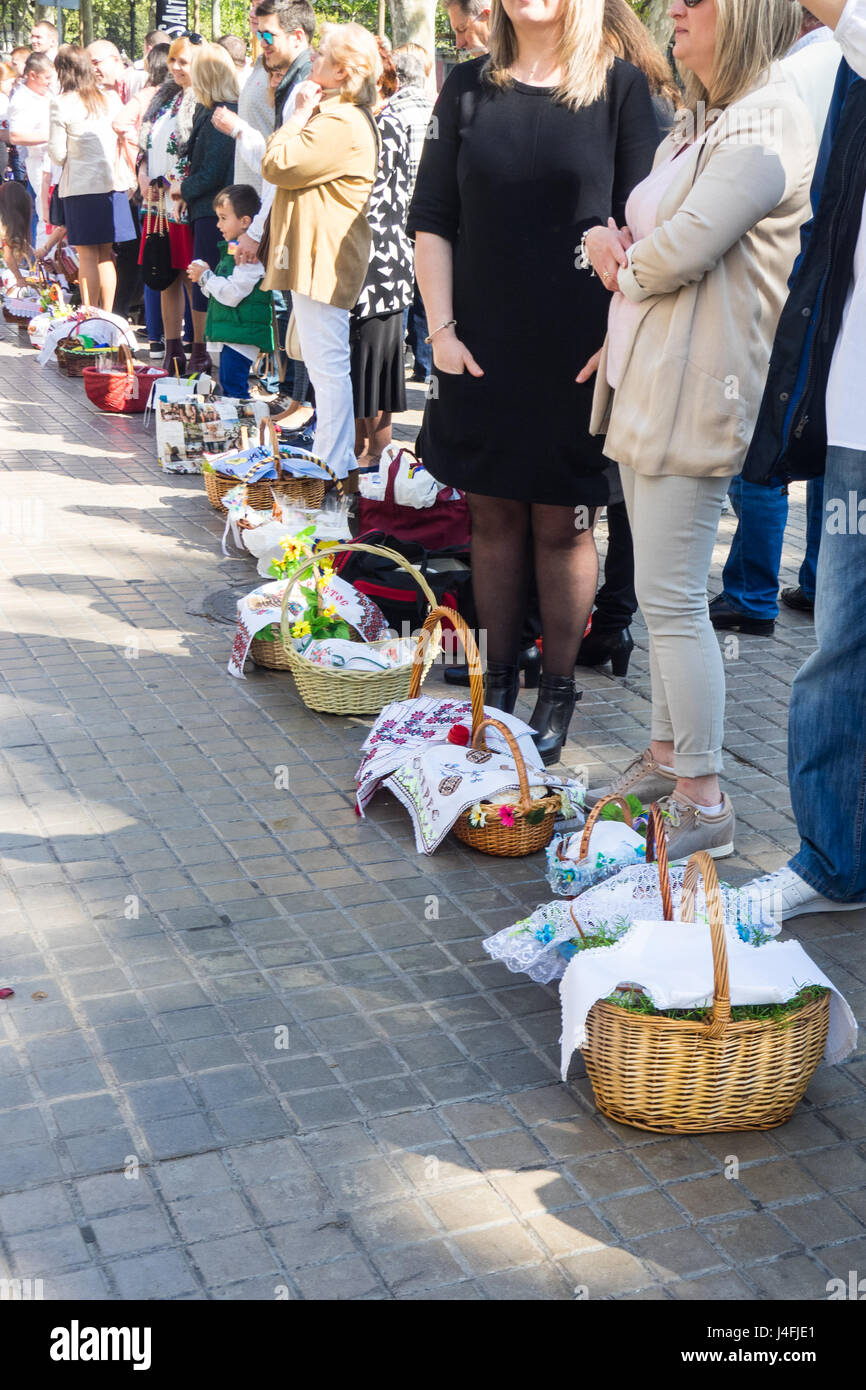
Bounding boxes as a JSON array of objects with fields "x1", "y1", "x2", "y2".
[{"x1": 483, "y1": 864, "x2": 781, "y2": 985}]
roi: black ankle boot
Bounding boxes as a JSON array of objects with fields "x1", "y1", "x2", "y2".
[
  {"x1": 444, "y1": 644, "x2": 541, "y2": 689},
  {"x1": 529, "y1": 675, "x2": 581, "y2": 766},
  {"x1": 576, "y1": 624, "x2": 634, "y2": 676},
  {"x1": 484, "y1": 661, "x2": 520, "y2": 714}
]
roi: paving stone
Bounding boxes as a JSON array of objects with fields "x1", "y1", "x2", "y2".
[
  {"x1": 557, "y1": 1246, "x2": 657, "y2": 1298},
  {"x1": 291, "y1": 1253, "x2": 384, "y2": 1299},
  {"x1": 109, "y1": 1249, "x2": 200, "y2": 1299}
]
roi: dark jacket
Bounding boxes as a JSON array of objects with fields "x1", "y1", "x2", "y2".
[
  {"x1": 274, "y1": 47, "x2": 313, "y2": 127},
  {"x1": 180, "y1": 101, "x2": 238, "y2": 223},
  {"x1": 742, "y1": 62, "x2": 866, "y2": 487}
]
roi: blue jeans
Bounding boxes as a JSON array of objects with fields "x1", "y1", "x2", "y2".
[
  {"x1": 218, "y1": 346, "x2": 251, "y2": 400},
  {"x1": 788, "y1": 446, "x2": 866, "y2": 900},
  {"x1": 404, "y1": 279, "x2": 431, "y2": 379},
  {"x1": 722, "y1": 474, "x2": 825, "y2": 618},
  {"x1": 143, "y1": 286, "x2": 163, "y2": 343},
  {"x1": 26, "y1": 180, "x2": 38, "y2": 245},
  {"x1": 798, "y1": 477, "x2": 824, "y2": 603}
]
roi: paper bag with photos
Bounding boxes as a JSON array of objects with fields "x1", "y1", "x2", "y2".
[{"x1": 157, "y1": 397, "x2": 268, "y2": 473}]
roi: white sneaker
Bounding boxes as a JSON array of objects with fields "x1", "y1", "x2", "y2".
[{"x1": 740, "y1": 866, "x2": 866, "y2": 922}]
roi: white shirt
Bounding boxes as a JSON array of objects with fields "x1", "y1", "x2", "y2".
[
  {"x1": 782, "y1": 30, "x2": 841, "y2": 140},
  {"x1": 7, "y1": 83, "x2": 49, "y2": 193},
  {"x1": 826, "y1": 0, "x2": 866, "y2": 450},
  {"x1": 198, "y1": 257, "x2": 266, "y2": 361}
]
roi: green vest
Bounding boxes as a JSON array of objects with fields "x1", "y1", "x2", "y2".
[{"x1": 205, "y1": 242, "x2": 274, "y2": 353}]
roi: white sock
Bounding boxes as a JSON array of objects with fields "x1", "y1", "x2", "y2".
[
  {"x1": 658, "y1": 764, "x2": 675, "y2": 774},
  {"x1": 699, "y1": 799, "x2": 725, "y2": 817}
]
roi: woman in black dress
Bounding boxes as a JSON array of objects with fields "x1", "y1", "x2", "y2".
[{"x1": 408, "y1": 0, "x2": 659, "y2": 764}]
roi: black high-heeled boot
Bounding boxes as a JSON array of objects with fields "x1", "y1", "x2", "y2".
[
  {"x1": 483, "y1": 661, "x2": 520, "y2": 714},
  {"x1": 529, "y1": 675, "x2": 581, "y2": 766},
  {"x1": 444, "y1": 643, "x2": 541, "y2": 689},
  {"x1": 576, "y1": 625, "x2": 634, "y2": 677}
]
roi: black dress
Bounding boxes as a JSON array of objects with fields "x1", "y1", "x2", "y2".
[{"x1": 407, "y1": 58, "x2": 660, "y2": 506}]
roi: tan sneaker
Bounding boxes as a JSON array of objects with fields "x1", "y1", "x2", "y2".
[
  {"x1": 587, "y1": 748, "x2": 677, "y2": 806},
  {"x1": 658, "y1": 791, "x2": 736, "y2": 861}
]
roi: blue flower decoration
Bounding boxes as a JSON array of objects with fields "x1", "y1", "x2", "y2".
[{"x1": 535, "y1": 923, "x2": 556, "y2": 945}]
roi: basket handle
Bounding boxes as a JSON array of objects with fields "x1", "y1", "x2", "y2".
[
  {"x1": 571, "y1": 794, "x2": 635, "y2": 862},
  {"x1": 644, "y1": 802, "x2": 673, "y2": 920},
  {"x1": 259, "y1": 415, "x2": 282, "y2": 478},
  {"x1": 678, "y1": 851, "x2": 731, "y2": 1040},
  {"x1": 471, "y1": 716, "x2": 532, "y2": 815},
  {"x1": 259, "y1": 415, "x2": 345, "y2": 496},
  {"x1": 115, "y1": 340, "x2": 135, "y2": 377},
  {"x1": 278, "y1": 541, "x2": 441, "y2": 650},
  {"x1": 407, "y1": 604, "x2": 484, "y2": 728},
  {"x1": 569, "y1": 901, "x2": 587, "y2": 944}
]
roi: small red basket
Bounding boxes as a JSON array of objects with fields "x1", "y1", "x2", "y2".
[{"x1": 83, "y1": 341, "x2": 167, "y2": 414}]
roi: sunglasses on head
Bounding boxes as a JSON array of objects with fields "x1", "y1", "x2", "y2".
[{"x1": 179, "y1": 30, "x2": 203, "y2": 44}]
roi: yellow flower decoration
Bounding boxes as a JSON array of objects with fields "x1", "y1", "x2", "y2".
[
  {"x1": 320, "y1": 604, "x2": 337, "y2": 619},
  {"x1": 290, "y1": 619, "x2": 311, "y2": 638}
]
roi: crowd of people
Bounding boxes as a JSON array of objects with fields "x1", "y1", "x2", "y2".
[{"x1": 1, "y1": 0, "x2": 865, "y2": 929}]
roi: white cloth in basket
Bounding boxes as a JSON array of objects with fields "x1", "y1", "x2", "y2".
[
  {"x1": 37, "y1": 310, "x2": 138, "y2": 364},
  {"x1": 483, "y1": 863, "x2": 781, "y2": 985},
  {"x1": 228, "y1": 575, "x2": 389, "y2": 678},
  {"x1": 384, "y1": 740, "x2": 571, "y2": 854},
  {"x1": 356, "y1": 696, "x2": 544, "y2": 815},
  {"x1": 559, "y1": 919, "x2": 858, "y2": 1078}
]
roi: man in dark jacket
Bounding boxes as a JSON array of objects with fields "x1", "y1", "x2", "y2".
[{"x1": 741, "y1": 0, "x2": 866, "y2": 922}]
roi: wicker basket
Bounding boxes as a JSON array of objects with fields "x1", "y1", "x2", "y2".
[
  {"x1": 568, "y1": 802, "x2": 673, "y2": 942},
  {"x1": 250, "y1": 619, "x2": 362, "y2": 670},
  {"x1": 582, "y1": 851, "x2": 831, "y2": 1133},
  {"x1": 276, "y1": 542, "x2": 440, "y2": 714},
  {"x1": 452, "y1": 718, "x2": 563, "y2": 856},
  {"x1": 204, "y1": 417, "x2": 332, "y2": 513}
]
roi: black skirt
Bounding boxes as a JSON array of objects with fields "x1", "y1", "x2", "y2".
[{"x1": 350, "y1": 309, "x2": 407, "y2": 418}]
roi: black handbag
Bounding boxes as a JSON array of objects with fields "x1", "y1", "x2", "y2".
[
  {"x1": 140, "y1": 188, "x2": 177, "y2": 292},
  {"x1": 334, "y1": 529, "x2": 477, "y2": 634}
]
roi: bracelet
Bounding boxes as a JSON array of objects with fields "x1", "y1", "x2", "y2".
[
  {"x1": 425, "y1": 318, "x2": 457, "y2": 344},
  {"x1": 576, "y1": 228, "x2": 597, "y2": 277}
]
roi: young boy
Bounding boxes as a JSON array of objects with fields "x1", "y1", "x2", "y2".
[{"x1": 187, "y1": 184, "x2": 273, "y2": 399}]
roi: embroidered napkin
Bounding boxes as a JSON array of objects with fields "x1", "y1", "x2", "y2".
[
  {"x1": 356, "y1": 697, "x2": 544, "y2": 815},
  {"x1": 384, "y1": 742, "x2": 571, "y2": 854}
]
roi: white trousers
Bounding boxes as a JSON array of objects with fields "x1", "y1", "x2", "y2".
[
  {"x1": 290, "y1": 291, "x2": 356, "y2": 480},
  {"x1": 619, "y1": 464, "x2": 730, "y2": 778}
]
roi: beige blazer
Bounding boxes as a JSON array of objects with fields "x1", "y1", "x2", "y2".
[
  {"x1": 48, "y1": 91, "x2": 134, "y2": 198},
  {"x1": 261, "y1": 95, "x2": 378, "y2": 310},
  {"x1": 590, "y1": 64, "x2": 817, "y2": 478}
]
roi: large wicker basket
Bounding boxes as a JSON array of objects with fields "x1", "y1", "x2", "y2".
[
  {"x1": 452, "y1": 717, "x2": 563, "y2": 856},
  {"x1": 582, "y1": 851, "x2": 830, "y2": 1133},
  {"x1": 276, "y1": 542, "x2": 440, "y2": 715},
  {"x1": 204, "y1": 417, "x2": 332, "y2": 512}
]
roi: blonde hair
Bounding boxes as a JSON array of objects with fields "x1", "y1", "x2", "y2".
[
  {"x1": 168, "y1": 36, "x2": 192, "y2": 62},
  {"x1": 486, "y1": 0, "x2": 613, "y2": 111},
  {"x1": 191, "y1": 42, "x2": 240, "y2": 108},
  {"x1": 679, "y1": 0, "x2": 802, "y2": 117},
  {"x1": 319, "y1": 22, "x2": 382, "y2": 108}
]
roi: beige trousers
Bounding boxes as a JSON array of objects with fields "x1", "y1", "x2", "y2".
[{"x1": 619, "y1": 464, "x2": 730, "y2": 778}]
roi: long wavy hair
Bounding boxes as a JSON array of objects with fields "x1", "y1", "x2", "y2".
[
  {"x1": 485, "y1": 0, "x2": 613, "y2": 110},
  {"x1": 55, "y1": 44, "x2": 108, "y2": 117},
  {"x1": 678, "y1": 0, "x2": 802, "y2": 116},
  {"x1": 603, "y1": 0, "x2": 679, "y2": 111}
]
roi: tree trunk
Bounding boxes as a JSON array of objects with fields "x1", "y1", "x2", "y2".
[
  {"x1": 388, "y1": 0, "x2": 438, "y2": 74},
  {"x1": 212, "y1": 0, "x2": 220, "y2": 40},
  {"x1": 80, "y1": 0, "x2": 93, "y2": 44},
  {"x1": 633, "y1": 0, "x2": 673, "y2": 48}
]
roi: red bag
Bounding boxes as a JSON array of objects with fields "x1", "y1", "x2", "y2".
[
  {"x1": 358, "y1": 447, "x2": 471, "y2": 549},
  {"x1": 83, "y1": 342, "x2": 168, "y2": 415}
]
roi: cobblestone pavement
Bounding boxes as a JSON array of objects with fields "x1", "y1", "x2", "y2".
[{"x1": 0, "y1": 325, "x2": 864, "y2": 1303}]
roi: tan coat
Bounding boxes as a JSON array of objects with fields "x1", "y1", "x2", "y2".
[
  {"x1": 590, "y1": 64, "x2": 817, "y2": 478},
  {"x1": 261, "y1": 94, "x2": 378, "y2": 310}
]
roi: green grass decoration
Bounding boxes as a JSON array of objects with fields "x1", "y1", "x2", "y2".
[{"x1": 604, "y1": 983, "x2": 829, "y2": 1023}]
